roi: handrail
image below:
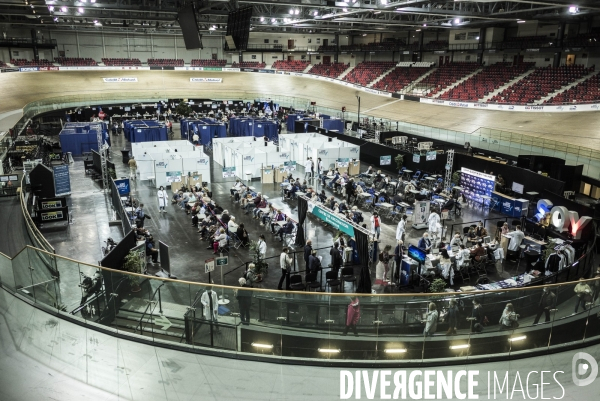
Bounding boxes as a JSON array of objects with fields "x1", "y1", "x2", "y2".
[
  {"x1": 19, "y1": 175, "x2": 55, "y2": 254},
  {"x1": 134, "y1": 282, "x2": 164, "y2": 334}
]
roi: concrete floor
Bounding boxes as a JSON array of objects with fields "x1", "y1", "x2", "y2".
[{"x1": 39, "y1": 127, "x2": 513, "y2": 301}]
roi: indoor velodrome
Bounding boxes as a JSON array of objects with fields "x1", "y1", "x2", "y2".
[{"x1": 1, "y1": 1, "x2": 600, "y2": 400}]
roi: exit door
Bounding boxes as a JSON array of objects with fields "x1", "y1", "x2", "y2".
[
  {"x1": 566, "y1": 54, "x2": 576, "y2": 66},
  {"x1": 288, "y1": 39, "x2": 295, "y2": 50},
  {"x1": 323, "y1": 56, "x2": 331, "y2": 64},
  {"x1": 445, "y1": 56, "x2": 450, "y2": 64},
  {"x1": 439, "y1": 56, "x2": 444, "y2": 66},
  {"x1": 513, "y1": 54, "x2": 524, "y2": 65}
]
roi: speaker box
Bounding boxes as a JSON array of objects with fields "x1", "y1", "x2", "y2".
[{"x1": 178, "y1": 4, "x2": 202, "y2": 49}]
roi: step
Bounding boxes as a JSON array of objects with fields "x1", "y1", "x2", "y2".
[
  {"x1": 433, "y1": 68, "x2": 483, "y2": 99},
  {"x1": 337, "y1": 65, "x2": 355, "y2": 80},
  {"x1": 481, "y1": 68, "x2": 536, "y2": 102},
  {"x1": 535, "y1": 70, "x2": 600, "y2": 104},
  {"x1": 367, "y1": 66, "x2": 398, "y2": 88},
  {"x1": 303, "y1": 64, "x2": 313, "y2": 73},
  {"x1": 402, "y1": 68, "x2": 437, "y2": 94}
]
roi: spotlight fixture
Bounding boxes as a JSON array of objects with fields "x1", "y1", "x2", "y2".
[
  {"x1": 508, "y1": 335, "x2": 527, "y2": 342},
  {"x1": 48, "y1": 6, "x2": 54, "y2": 11},
  {"x1": 252, "y1": 343, "x2": 274, "y2": 349},
  {"x1": 454, "y1": 18, "x2": 460, "y2": 24},
  {"x1": 91, "y1": 0, "x2": 96, "y2": 2},
  {"x1": 423, "y1": 23, "x2": 427, "y2": 27},
  {"x1": 61, "y1": 6, "x2": 67, "y2": 12},
  {"x1": 384, "y1": 349, "x2": 407, "y2": 354},
  {"x1": 313, "y1": 11, "x2": 318, "y2": 16},
  {"x1": 517, "y1": 20, "x2": 526, "y2": 23},
  {"x1": 318, "y1": 348, "x2": 340, "y2": 353},
  {"x1": 260, "y1": 17, "x2": 264, "y2": 22},
  {"x1": 450, "y1": 344, "x2": 470, "y2": 350},
  {"x1": 343, "y1": 8, "x2": 348, "y2": 12},
  {"x1": 569, "y1": 6, "x2": 579, "y2": 14},
  {"x1": 78, "y1": 7, "x2": 84, "y2": 13}
]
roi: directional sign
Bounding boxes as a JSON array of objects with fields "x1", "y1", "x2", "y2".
[
  {"x1": 215, "y1": 256, "x2": 228, "y2": 266},
  {"x1": 205, "y1": 258, "x2": 215, "y2": 273},
  {"x1": 154, "y1": 315, "x2": 172, "y2": 330}
]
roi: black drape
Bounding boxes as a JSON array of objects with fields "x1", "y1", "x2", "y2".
[
  {"x1": 355, "y1": 230, "x2": 371, "y2": 293},
  {"x1": 295, "y1": 196, "x2": 307, "y2": 247}
]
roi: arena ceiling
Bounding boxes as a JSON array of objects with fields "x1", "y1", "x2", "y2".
[{"x1": 0, "y1": 1, "x2": 599, "y2": 35}]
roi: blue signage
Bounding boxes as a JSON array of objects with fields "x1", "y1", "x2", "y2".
[
  {"x1": 114, "y1": 179, "x2": 131, "y2": 195},
  {"x1": 53, "y1": 165, "x2": 71, "y2": 196}
]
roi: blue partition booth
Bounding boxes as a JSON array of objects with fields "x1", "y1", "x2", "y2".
[
  {"x1": 124, "y1": 120, "x2": 168, "y2": 143},
  {"x1": 59, "y1": 122, "x2": 110, "y2": 156}
]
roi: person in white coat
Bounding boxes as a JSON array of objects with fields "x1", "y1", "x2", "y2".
[
  {"x1": 304, "y1": 158, "x2": 313, "y2": 179},
  {"x1": 257, "y1": 234, "x2": 267, "y2": 259},
  {"x1": 201, "y1": 287, "x2": 219, "y2": 329},
  {"x1": 370, "y1": 212, "x2": 382, "y2": 240},
  {"x1": 396, "y1": 215, "x2": 407, "y2": 242},
  {"x1": 427, "y1": 211, "x2": 441, "y2": 241},
  {"x1": 504, "y1": 225, "x2": 525, "y2": 252},
  {"x1": 157, "y1": 186, "x2": 167, "y2": 213}
]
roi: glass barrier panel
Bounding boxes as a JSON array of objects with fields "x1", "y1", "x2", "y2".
[
  {"x1": 26, "y1": 248, "x2": 60, "y2": 310},
  {"x1": 11, "y1": 248, "x2": 35, "y2": 302},
  {"x1": 549, "y1": 282, "x2": 587, "y2": 347},
  {"x1": 0, "y1": 252, "x2": 15, "y2": 291}
]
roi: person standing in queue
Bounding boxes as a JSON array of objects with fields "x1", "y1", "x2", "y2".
[{"x1": 278, "y1": 247, "x2": 293, "y2": 290}]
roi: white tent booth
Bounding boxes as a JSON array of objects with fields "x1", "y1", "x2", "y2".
[
  {"x1": 130, "y1": 140, "x2": 210, "y2": 188},
  {"x1": 280, "y1": 133, "x2": 361, "y2": 172},
  {"x1": 213, "y1": 137, "x2": 290, "y2": 180}
]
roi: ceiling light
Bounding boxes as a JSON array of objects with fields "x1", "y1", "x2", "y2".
[
  {"x1": 476, "y1": 36, "x2": 480, "y2": 40},
  {"x1": 252, "y1": 343, "x2": 273, "y2": 349},
  {"x1": 91, "y1": 0, "x2": 96, "y2": 2},
  {"x1": 295, "y1": 9, "x2": 300, "y2": 15},
  {"x1": 313, "y1": 11, "x2": 318, "y2": 16},
  {"x1": 48, "y1": 6, "x2": 54, "y2": 11},
  {"x1": 318, "y1": 348, "x2": 340, "y2": 353},
  {"x1": 53, "y1": 17, "x2": 58, "y2": 22},
  {"x1": 450, "y1": 344, "x2": 470, "y2": 350},
  {"x1": 517, "y1": 20, "x2": 526, "y2": 23},
  {"x1": 81, "y1": 0, "x2": 87, "y2": 2},
  {"x1": 343, "y1": 8, "x2": 348, "y2": 12},
  {"x1": 569, "y1": 6, "x2": 579, "y2": 14},
  {"x1": 271, "y1": 18, "x2": 277, "y2": 23},
  {"x1": 509, "y1": 335, "x2": 527, "y2": 342},
  {"x1": 61, "y1": 6, "x2": 67, "y2": 12},
  {"x1": 381, "y1": 0, "x2": 387, "y2": 4},
  {"x1": 78, "y1": 7, "x2": 84, "y2": 13},
  {"x1": 423, "y1": 23, "x2": 427, "y2": 27},
  {"x1": 454, "y1": 18, "x2": 460, "y2": 24},
  {"x1": 384, "y1": 349, "x2": 407, "y2": 354},
  {"x1": 260, "y1": 17, "x2": 264, "y2": 22},
  {"x1": 416, "y1": 29, "x2": 421, "y2": 32},
  {"x1": 289, "y1": 8, "x2": 294, "y2": 14}
]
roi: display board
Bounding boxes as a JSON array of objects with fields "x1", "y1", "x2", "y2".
[
  {"x1": 223, "y1": 167, "x2": 236, "y2": 178},
  {"x1": 460, "y1": 167, "x2": 496, "y2": 205},
  {"x1": 413, "y1": 200, "x2": 430, "y2": 228},
  {"x1": 113, "y1": 179, "x2": 130, "y2": 195},
  {"x1": 380, "y1": 155, "x2": 391, "y2": 166},
  {"x1": 52, "y1": 165, "x2": 71, "y2": 196}
]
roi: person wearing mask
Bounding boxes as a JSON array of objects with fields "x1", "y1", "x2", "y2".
[
  {"x1": 236, "y1": 277, "x2": 253, "y2": 325},
  {"x1": 470, "y1": 299, "x2": 485, "y2": 333},
  {"x1": 450, "y1": 232, "x2": 462, "y2": 248},
  {"x1": 396, "y1": 215, "x2": 407, "y2": 242},
  {"x1": 210, "y1": 228, "x2": 227, "y2": 254},
  {"x1": 270, "y1": 210, "x2": 285, "y2": 234},
  {"x1": 145, "y1": 235, "x2": 159, "y2": 263},
  {"x1": 236, "y1": 223, "x2": 249, "y2": 247},
  {"x1": 227, "y1": 216, "x2": 238, "y2": 234},
  {"x1": 330, "y1": 243, "x2": 343, "y2": 274},
  {"x1": 394, "y1": 240, "x2": 403, "y2": 283},
  {"x1": 201, "y1": 287, "x2": 220, "y2": 333},
  {"x1": 375, "y1": 245, "x2": 392, "y2": 286},
  {"x1": 475, "y1": 221, "x2": 488, "y2": 239},
  {"x1": 257, "y1": 235, "x2": 267, "y2": 259},
  {"x1": 308, "y1": 250, "x2": 321, "y2": 275},
  {"x1": 446, "y1": 300, "x2": 459, "y2": 335},
  {"x1": 499, "y1": 303, "x2": 519, "y2": 330},
  {"x1": 304, "y1": 157, "x2": 313, "y2": 179},
  {"x1": 277, "y1": 247, "x2": 293, "y2": 290},
  {"x1": 221, "y1": 209, "x2": 231, "y2": 226},
  {"x1": 466, "y1": 226, "x2": 477, "y2": 245},
  {"x1": 370, "y1": 212, "x2": 382, "y2": 240},
  {"x1": 428, "y1": 211, "x2": 441, "y2": 242},
  {"x1": 418, "y1": 232, "x2": 432, "y2": 254},
  {"x1": 533, "y1": 287, "x2": 556, "y2": 324},
  {"x1": 504, "y1": 225, "x2": 525, "y2": 252},
  {"x1": 128, "y1": 156, "x2": 137, "y2": 180},
  {"x1": 342, "y1": 297, "x2": 360, "y2": 337},
  {"x1": 456, "y1": 244, "x2": 471, "y2": 267},
  {"x1": 574, "y1": 278, "x2": 593, "y2": 313},
  {"x1": 157, "y1": 186, "x2": 167, "y2": 213},
  {"x1": 422, "y1": 302, "x2": 438, "y2": 337},
  {"x1": 304, "y1": 240, "x2": 313, "y2": 274},
  {"x1": 134, "y1": 203, "x2": 151, "y2": 228},
  {"x1": 317, "y1": 157, "x2": 324, "y2": 177},
  {"x1": 470, "y1": 241, "x2": 486, "y2": 261},
  {"x1": 192, "y1": 132, "x2": 199, "y2": 146},
  {"x1": 278, "y1": 217, "x2": 295, "y2": 242}
]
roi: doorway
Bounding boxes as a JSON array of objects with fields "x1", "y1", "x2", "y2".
[
  {"x1": 323, "y1": 55, "x2": 331, "y2": 64},
  {"x1": 445, "y1": 55, "x2": 450, "y2": 64},
  {"x1": 439, "y1": 56, "x2": 444, "y2": 66},
  {"x1": 323, "y1": 39, "x2": 329, "y2": 47},
  {"x1": 513, "y1": 54, "x2": 524, "y2": 65},
  {"x1": 287, "y1": 55, "x2": 294, "y2": 61},
  {"x1": 288, "y1": 39, "x2": 295, "y2": 50},
  {"x1": 566, "y1": 54, "x2": 576, "y2": 66}
]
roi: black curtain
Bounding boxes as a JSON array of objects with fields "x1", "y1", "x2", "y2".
[
  {"x1": 295, "y1": 196, "x2": 307, "y2": 247},
  {"x1": 355, "y1": 230, "x2": 371, "y2": 293}
]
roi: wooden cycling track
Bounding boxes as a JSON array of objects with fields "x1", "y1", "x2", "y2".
[{"x1": 3, "y1": 70, "x2": 600, "y2": 150}]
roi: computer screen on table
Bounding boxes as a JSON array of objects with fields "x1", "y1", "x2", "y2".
[{"x1": 512, "y1": 182, "x2": 524, "y2": 194}]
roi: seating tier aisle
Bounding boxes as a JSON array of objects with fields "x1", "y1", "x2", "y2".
[
  {"x1": 307, "y1": 62, "x2": 348, "y2": 78},
  {"x1": 422, "y1": 62, "x2": 480, "y2": 97},
  {"x1": 101, "y1": 58, "x2": 142, "y2": 66},
  {"x1": 272, "y1": 60, "x2": 309, "y2": 72},
  {"x1": 488, "y1": 65, "x2": 593, "y2": 104},
  {"x1": 439, "y1": 62, "x2": 535, "y2": 102},
  {"x1": 372, "y1": 66, "x2": 432, "y2": 93},
  {"x1": 342, "y1": 61, "x2": 396, "y2": 86}
]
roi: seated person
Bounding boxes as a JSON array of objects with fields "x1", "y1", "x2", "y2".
[
  {"x1": 270, "y1": 210, "x2": 285, "y2": 233},
  {"x1": 467, "y1": 226, "x2": 477, "y2": 243},
  {"x1": 474, "y1": 222, "x2": 487, "y2": 239},
  {"x1": 470, "y1": 242, "x2": 486, "y2": 261},
  {"x1": 359, "y1": 166, "x2": 374, "y2": 178},
  {"x1": 327, "y1": 171, "x2": 340, "y2": 189},
  {"x1": 227, "y1": 216, "x2": 238, "y2": 233},
  {"x1": 417, "y1": 233, "x2": 433, "y2": 254},
  {"x1": 366, "y1": 185, "x2": 376, "y2": 196},
  {"x1": 146, "y1": 236, "x2": 159, "y2": 263},
  {"x1": 373, "y1": 170, "x2": 384, "y2": 185},
  {"x1": 236, "y1": 223, "x2": 250, "y2": 247},
  {"x1": 261, "y1": 205, "x2": 276, "y2": 226},
  {"x1": 278, "y1": 217, "x2": 295, "y2": 241},
  {"x1": 338, "y1": 202, "x2": 348, "y2": 214},
  {"x1": 230, "y1": 179, "x2": 244, "y2": 196},
  {"x1": 442, "y1": 198, "x2": 455, "y2": 211},
  {"x1": 253, "y1": 197, "x2": 268, "y2": 218},
  {"x1": 449, "y1": 232, "x2": 463, "y2": 248},
  {"x1": 321, "y1": 168, "x2": 334, "y2": 187},
  {"x1": 318, "y1": 190, "x2": 327, "y2": 203},
  {"x1": 455, "y1": 245, "x2": 471, "y2": 267},
  {"x1": 351, "y1": 206, "x2": 364, "y2": 224},
  {"x1": 392, "y1": 192, "x2": 404, "y2": 204}
]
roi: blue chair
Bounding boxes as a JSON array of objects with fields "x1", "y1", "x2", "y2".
[
  {"x1": 363, "y1": 195, "x2": 374, "y2": 210},
  {"x1": 413, "y1": 170, "x2": 421, "y2": 180}
]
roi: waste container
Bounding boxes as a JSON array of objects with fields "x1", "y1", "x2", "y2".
[{"x1": 121, "y1": 149, "x2": 130, "y2": 164}]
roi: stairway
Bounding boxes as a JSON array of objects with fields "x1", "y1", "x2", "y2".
[
  {"x1": 337, "y1": 65, "x2": 355, "y2": 80},
  {"x1": 481, "y1": 68, "x2": 536, "y2": 102},
  {"x1": 402, "y1": 68, "x2": 438, "y2": 94},
  {"x1": 367, "y1": 66, "x2": 398, "y2": 88},
  {"x1": 433, "y1": 68, "x2": 483, "y2": 99},
  {"x1": 303, "y1": 64, "x2": 313, "y2": 73},
  {"x1": 535, "y1": 70, "x2": 600, "y2": 104}
]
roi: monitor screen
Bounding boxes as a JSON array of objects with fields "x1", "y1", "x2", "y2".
[
  {"x1": 512, "y1": 182, "x2": 524, "y2": 194},
  {"x1": 407, "y1": 245, "x2": 427, "y2": 264},
  {"x1": 483, "y1": 236, "x2": 491, "y2": 244}
]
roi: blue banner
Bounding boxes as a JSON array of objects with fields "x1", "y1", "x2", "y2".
[
  {"x1": 114, "y1": 179, "x2": 131, "y2": 195},
  {"x1": 53, "y1": 165, "x2": 71, "y2": 196}
]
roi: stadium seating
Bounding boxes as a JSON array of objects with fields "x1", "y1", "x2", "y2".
[
  {"x1": 488, "y1": 65, "x2": 593, "y2": 105},
  {"x1": 272, "y1": 60, "x2": 309, "y2": 72},
  {"x1": 307, "y1": 62, "x2": 349, "y2": 78},
  {"x1": 545, "y1": 71, "x2": 600, "y2": 104},
  {"x1": 317, "y1": 45, "x2": 338, "y2": 52},
  {"x1": 191, "y1": 59, "x2": 227, "y2": 67},
  {"x1": 439, "y1": 62, "x2": 535, "y2": 102},
  {"x1": 0, "y1": 60, "x2": 8, "y2": 68},
  {"x1": 421, "y1": 62, "x2": 480, "y2": 97},
  {"x1": 11, "y1": 58, "x2": 53, "y2": 67},
  {"x1": 147, "y1": 59, "x2": 184, "y2": 67},
  {"x1": 372, "y1": 66, "x2": 432, "y2": 93},
  {"x1": 55, "y1": 57, "x2": 98, "y2": 66},
  {"x1": 232, "y1": 61, "x2": 266, "y2": 68},
  {"x1": 343, "y1": 61, "x2": 396, "y2": 86},
  {"x1": 101, "y1": 58, "x2": 142, "y2": 66},
  {"x1": 424, "y1": 41, "x2": 449, "y2": 51},
  {"x1": 494, "y1": 35, "x2": 552, "y2": 49}
]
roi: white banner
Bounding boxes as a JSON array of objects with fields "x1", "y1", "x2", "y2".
[
  {"x1": 102, "y1": 77, "x2": 138, "y2": 83},
  {"x1": 420, "y1": 98, "x2": 600, "y2": 113},
  {"x1": 60, "y1": 66, "x2": 149, "y2": 71},
  {"x1": 461, "y1": 167, "x2": 496, "y2": 182},
  {"x1": 190, "y1": 78, "x2": 222, "y2": 83},
  {"x1": 222, "y1": 67, "x2": 240, "y2": 72}
]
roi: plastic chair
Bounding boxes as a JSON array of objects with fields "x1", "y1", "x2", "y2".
[
  {"x1": 289, "y1": 274, "x2": 306, "y2": 291},
  {"x1": 326, "y1": 271, "x2": 341, "y2": 292},
  {"x1": 341, "y1": 267, "x2": 357, "y2": 293}
]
